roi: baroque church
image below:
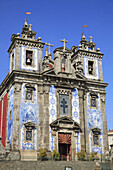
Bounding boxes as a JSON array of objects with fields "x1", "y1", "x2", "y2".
[{"x1": 0, "y1": 19, "x2": 108, "y2": 161}]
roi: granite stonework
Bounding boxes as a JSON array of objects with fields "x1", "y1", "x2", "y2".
[{"x1": 0, "y1": 19, "x2": 108, "y2": 161}]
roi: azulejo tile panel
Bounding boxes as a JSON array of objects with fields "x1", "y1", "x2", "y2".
[
  {"x1": 72, "y1": 88, "x2": 79, "y2": 124},
  {"x1": 72, "y1": 88, "x2": 80, "y2": 152},
  {"x1": 20, "y1": 84, "x2": 38, "y2": 150},
  {"x1": 87, "y1": 93, "x2": 103, "y2": 154},
  {"x1": 49, "y1": 85, "x2": 56, "y2": 151},
  {"x1": 7, "y1": 86, "x2": 14, "y2": 145}
]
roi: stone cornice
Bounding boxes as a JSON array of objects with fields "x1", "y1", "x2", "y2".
[
  {"x1": 71, "y1": 49, "x2": 104, "y2": 61},
  {"x1": 8, "y1": 37, "x2": 45, "y2": 54},
  {"x1": 0, "y1": 69, "x2": 108, "y2": 96}
]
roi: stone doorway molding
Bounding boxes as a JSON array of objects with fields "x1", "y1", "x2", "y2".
[{"x1": 50, "y1": 116, "x2": 82, "y2": 160}]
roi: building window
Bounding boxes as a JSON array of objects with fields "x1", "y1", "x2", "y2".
[
  {"x1": 92, "y1": 128, "x2": 101, "y2": 146},
  {"x1": 88, "y1": 60, "x2": 94, "y2": 75},
  {"x1": 26, "y1": 130, "x2": 32, "y2": 141},
  {"x1": 24, "y1": 122, "x2": 36, "y2": 143},
  {"x1": 93, "y1": 134, "x2": 99, "y2": 145},
  {"x1": 91, "y1": 97, "x2": 96, "y2": 107},
  {"x1": 59, "y1": 94, "x2": 69, "y2": 115},
  {"x1": 61, "y1": 58, "x2": 66, "y2": 72},
  {"x1": 26, "y1": 50, "x2": 33, "y2": 66},
  {"x1": 25, "y1": 88, "x2": 34, "y2": 101},
  {"x1": 90, "y1": 94, "x2": 97, "y2": 109}
]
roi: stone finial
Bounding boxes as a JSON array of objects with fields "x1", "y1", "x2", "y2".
[
  {"x1": 37, "y1": 37, "x2": 42, "y2": 42},
  {"x1": 89, "y1": 36, "x2": 93, "y2": 42},
  {"x1": 80, "y1": 32, "x2": 87, "y2": 44},
  {"x1": 24, "y1": 18, "x2": 28, "y2": 26},
  {"x1": 97, "y1": 48, "x2": 100, "y2": 52},
  {"x1": 81, "y1": 32, "x2": 86, "y2": 40},
  {"x1": 29, "y1": 24, "x2": 32, "y2": 30}
]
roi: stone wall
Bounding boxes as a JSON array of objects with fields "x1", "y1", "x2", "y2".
[{"x1": 0, "y1": 161, "x2": 95, "y2": 170}]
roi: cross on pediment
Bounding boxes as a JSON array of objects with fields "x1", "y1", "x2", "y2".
[
  {"x1": 60, "y1": 39, "x2": 68, "y2": 51},
  {"x1": 46, "y1": 43, "x2": 53, "y2": 55},
  {"x1": 60, "y1": 98, "x2": 68, "y2": 114}
]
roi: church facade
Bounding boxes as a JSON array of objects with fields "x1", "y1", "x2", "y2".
[{"x1": 0, "y1": 19, "x2": 108, "y2": 160}]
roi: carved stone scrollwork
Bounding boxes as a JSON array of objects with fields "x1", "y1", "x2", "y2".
[
  {"x1": 14, "y1": 84, "x2": 21, "y2": 93},
  {"x1": 100, "y1": 95, "x2": 106, "y2": 102}
]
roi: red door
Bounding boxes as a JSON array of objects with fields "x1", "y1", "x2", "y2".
[{"x1": 58, "y1": 133, "x2": 72, "y2": 161}]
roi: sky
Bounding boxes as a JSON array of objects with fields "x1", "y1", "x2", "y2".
[{"x1": 0, "y1": 0, "x2": 113, "y2": 130}]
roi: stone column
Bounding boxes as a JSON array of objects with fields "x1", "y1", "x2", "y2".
[
  {"x1": 83, "y1": 91, "x2": 89, "y2": 154},
  {"x1": 38, "y1": 84, "x2": 44, "y2": 149},
  {"x1": 100, "y1": 93, "x2": 108, "y2": 154},
  {"x1": 38, "y1": 84, "x2": 50, "y2": 150},
  {"x1": 43, "y1": 85, "x2": 50, "y2": 150},
  {"x1": 98, "y1": 58, "x2": 103, "y2": 81},
  {"x1": 38, "y1": 47, "x2": 43, "y2": 73},
  {"x1": 15, "y1": 46, "x2": 21, "y2": 70},
  {"x1": 78, "y1": 89, "x2": 85, "y2": 151},
  {"x1": 54, "y1": 52, "x2": 61, "y2": 74},
  {"x1": 12, "y1": 83, "x2": 21, "y2": 150}
]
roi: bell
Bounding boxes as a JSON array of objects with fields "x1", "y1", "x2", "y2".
[{"x1": 27, "y1": 58, "x2": 31, "y2": 64}]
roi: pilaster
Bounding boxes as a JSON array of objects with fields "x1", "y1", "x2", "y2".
[
  {"x1": 100, "y1": 93, "x2": 108, "y2": 153},
  {"x1": 12, "y1": 83, "x2": 21, "y2": 150},
  {"x1": 15, "y1": 46, "x2": 21, "y2": 70},
  {"x1": 78, "y1": 89, "x2": 85, "y2": 151}
]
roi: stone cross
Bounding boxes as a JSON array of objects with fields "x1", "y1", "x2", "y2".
[
  {"x1": 60, "y1": 39, "x2": 68, "y2": 51},
  {"x1": 46, "y1": 43, "x2": 53, "y2": 55},
  {"x1": 60, "y1": 98, "x2": 68, "y2": 114}
]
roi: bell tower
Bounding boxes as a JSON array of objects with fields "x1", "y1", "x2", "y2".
[
  {"x1": 8, "y1": 19, "x2": 45, "y2": 73},
  {"x1": 71, "y1": 33, "x2": 103, "y2": 81},
  {"x1": 54, "y1": 39, "x2": 72, "y2": 76}
]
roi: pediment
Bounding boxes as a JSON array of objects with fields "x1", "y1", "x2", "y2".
[{"x1": 50, "y1": 116, "x2": 82, "y2": 132}]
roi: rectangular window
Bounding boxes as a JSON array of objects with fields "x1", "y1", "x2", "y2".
[
  {"x1": 61, "y1": 58, "x2": 66, "y2": 72},
  {"x1": 26, "y1": 50, "x2": 33, "y2": 65},
  {"x1": 93, "y1": 134, "x2": 99, "y2": 146},
  {"x1": 25, "y1": 88, "x2": 33, "y2": 101},
  {"x1": 91, "y1": 98, "x2": 96, "y2": 107},
  {"x1": 59, "y1": 94, "x2": 69, "y2": 115},
  {"x1": 26, "y1": 130, "x2": 32, "y2": 141},
  {"x1": 88, "y1": 61, "x2": 94, "y2": 75}
]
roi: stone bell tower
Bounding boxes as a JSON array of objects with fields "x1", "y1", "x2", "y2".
[
  {"x1": 54, "y1": 39, "x2": 72, "y2": 77},
  {"x1": 8, "y1": 18, "x2": 45, "y2": 73}
]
